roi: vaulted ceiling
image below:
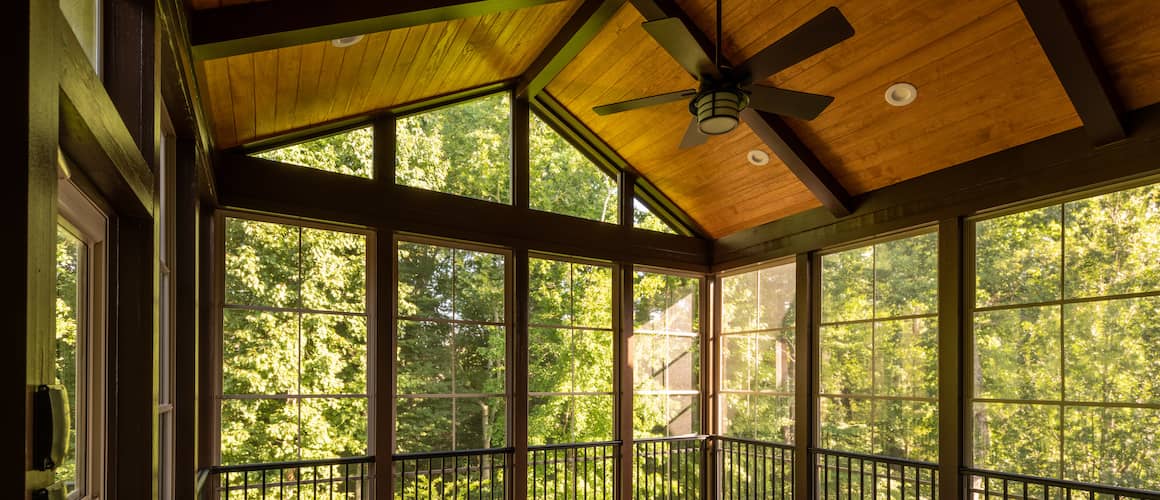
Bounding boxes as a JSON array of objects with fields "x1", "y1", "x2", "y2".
[{"x1": 191, "y1": 0, "x2": 1160, "y2": 238}]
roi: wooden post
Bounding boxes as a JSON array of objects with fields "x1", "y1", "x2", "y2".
[
  {"x1": 373, "y1": 228, "x2": 395, "y2": 499},
  {"x1": 615, "y1": 263, "x2": 635, "y2": 499},
  {"x1": 938, "y1": 218, "x2": 965, "y2": 500},
  {"x1": 793, "y1": 252, "x2": 817, "y2": 500},
  {"x1": 513, "y1": 95, "x2": 531, "y2": 211},
  {"x1": 512, "y1": 249, "x2": 531, "y2": 498}
]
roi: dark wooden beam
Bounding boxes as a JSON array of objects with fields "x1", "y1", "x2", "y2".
[
  {"x1": 516, "y1": 0, "x2": 626, "y2": 98},
  {"x1": 191, "y1": 0, "x2": 568, "y2": 60},
  {"x1": 742, "y1": 109, "x2": 854, "y2": 216},
  {"x1": 937, "y1": 218, "x2": 964, "y2": 500},
  {"x1": 215, "y1": 153, "x2": 711, "y2": 271},
  {"x1": 1018, "y1": 0, "x2": 1125, "y2": 146},
  {"x1": 793, "y1": 252, "x2": 817, "y2": 500},
  {"x1": 629, "y1": 0, "x2": 855, "y2": 217},
  {"x1": 159, "y1": 0, "x2": 218, "y2": 202},
  {"x1": 59, "y1": 14, "x2": 155, "y2": 218},
  {"x1": 713, "y1": 101, "x2": 1160, "y2": 270}
]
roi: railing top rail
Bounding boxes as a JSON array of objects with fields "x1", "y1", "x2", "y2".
[
  {"x1": 393, "y1": 446, "x2": 515, "y2": 460},
  {"x1": 811, "y1": 448, "x2": 938, "y2": 470},
  {"x1": 633, "y1": 434, "x2": 710, "y2": 444},
  {"x1": 964, "y1": 468, "x2": 1160, "y2": 499},
  {"x1": 208, "y1": 455, "x2": 373, "y2": 474},
  {"x1": 529, "y1": 440, "x2": 623, "y2": 451},
  {"x1": 713, "y1": 436, "x2": 795, "y2": 450}
]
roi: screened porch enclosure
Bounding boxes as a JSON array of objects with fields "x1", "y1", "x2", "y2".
[{"x1": 201, "y1": 90, "x2": 1160, "y2": 500}]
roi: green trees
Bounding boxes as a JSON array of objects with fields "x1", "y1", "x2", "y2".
[
  {"x1": 972, "y1": 183, "x2": 1160, "y2": 490},
  {"x1": 254, "y1": 127, "x2": 373, "y2": 178},
  {"x1": 54, "y1": 229, "x2": 82, "y2": 492},
  {"x1": 634, "y1": 272, "x2": 702, "y2": 438}
]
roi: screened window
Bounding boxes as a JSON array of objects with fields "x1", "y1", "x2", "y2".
[
  {"x1": 528, "y1": 257, "x2": 615, "y2": 445},
  {"x1": 396, "y1": 93, "x2": 512, "y2": 204},
  {"x1": 720, "y1": 262, "x2": 795, "y2": 443},
  {"x1": 395, "y1": 240, "x2": 509, "y2": 452},
  {"x1": 634, "y1": 198, "x2": 678, "y2": 234},
  {"x1": 972, "y1": 182, "x2": 1160, "y2": 490},
  {"x1": 634, "y1": 271, "x2": 701, "y2": 437},
  {"x1": 529, "y1": 114, "x2": 618, "y2": 223},
  {"x1": 253, "y1": 126, "x2": 373, "y2": 178},
  {"x1": 818, "y1": 231, "x2": 939, "y2": 462},
  {"x1": 220, "y1": 217, "x2": 369, "y2": 465}
]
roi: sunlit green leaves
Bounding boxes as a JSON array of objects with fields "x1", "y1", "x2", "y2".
[
  {"x1": 1064, "y1": 183, "x2": 1160, "y2": 298},
  {"x1": 976, "y1": 206, "x2": 1062, "y2": 307},
  {"x1": 396, "y1": 93, "x2": 512, "y2": 204},
  {"x1": 530, "y1": 113, "x2": 617, "y2": 223},
  {"x1": 972, "y1": 403, "x2": 1060, "y2": 477},
  {"x1": 254, "y1": 126, "x2": 373, "y2": 178},
  {"x1": 1065, "y1": 298, "x2": 1160, "y2": 403},
  {"x1": 634, "y1": 271, "x2": 701, "y2": 438}
]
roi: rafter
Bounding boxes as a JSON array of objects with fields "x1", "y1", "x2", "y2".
[
  {"x1": 1018, "y1": 0, "x2": 1125, "y2": 145},
  {"x1": 190, "y1": 0, "x2": 568, "y2": 60},
  {"x1": 518, "y1": 0, "x2": 626, "y2": 98},
  {"x1": 628, "y1": 0, "x2": 856, "y2": 216}
]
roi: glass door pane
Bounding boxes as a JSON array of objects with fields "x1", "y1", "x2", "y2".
[{"x1": 55, "y1": 226, "x2": 86, "y2": 495}]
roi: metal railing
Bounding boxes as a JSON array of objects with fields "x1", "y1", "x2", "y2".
[
  {"x1": 716, "y1": 437, "x2": 794, "y2": 499},
  {"x1": 633, "y1": 436, "x2": 708, "y2": 499},
  {"x1": 964, "y1": 468, "x2": 1160, "y2": 500},
  {"x1": 393, "y1": 447, "x2": 512, "y2": 499},
  {"x1": 528, "y1": 440, "x2": 620, "y2": 499},
  {"x1": 814, "y1": 448, "x2": 939, "y2": 500},
  {"x1": 205, "y1": 456, "x2": 372, "y2": 500}
]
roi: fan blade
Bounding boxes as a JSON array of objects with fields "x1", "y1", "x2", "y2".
[
  {"x1": 746, "y1": 85, "x2": 835, "y2": 121},
  {"x1": 679, "y1": 117, "x2": 708, "y2": 149},
  {"x1": 642, "y1": 17, "x2": 721, "y2": 79},
  {"x1": 740, "y1": 7, "x2": 854, "y2": 81},
  {"x1": 593, "y1": 90, "x2": 697, "y2": 115}
]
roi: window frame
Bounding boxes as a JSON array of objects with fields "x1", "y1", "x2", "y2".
[
  {"x1": 717, "y1": 257, "x2": 797, "y2": 443},
  {"x1": 964, "y1": 178, "x2": 1160, "y2": 486},
  {"x1": 391, "y1": 234, "x2": 515, "y2": 452},
  {"x1": 813, "y1": 225, "x2": 941, "y2": 461},
  {"x1": 213, "y1": 210, "x2": 375, "y2": 465}
]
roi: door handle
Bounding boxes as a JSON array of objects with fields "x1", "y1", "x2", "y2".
[{"x1": 33, "y1": 384, "x2": 70, "y2": 471}]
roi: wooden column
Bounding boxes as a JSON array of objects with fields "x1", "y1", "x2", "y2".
[
  {"x1": 512, "y1": 249, "x2": 531, "y2": 497},
  {"x1": 8, "y1": 1, "x2": 59, "y2": 497},
  {"x1": 702, "y1": 274, "x2": 717, "y2": 498},
  {"x1": 614, "y1": 263, "x2": 635, "y2": 499},
  {"x1": 373, "y1": 228, "x2": 395, "y2": 499},
  {"x1": 372, "y1": 114, "x2": 396, "y2": 183},
  {"x1": 513, "y1": 96, "x2": 531, "y2": 211},
  {"x1": 196, "y1": 211, "x2": 217, "y2": 471},
  {"x1": 104, "y1": 0, "x2": 159, "y2": 163},
  {"x1": 793, "y1": 252, "x2": 817, "y2": 500},
  {"x1": 938, "y1": 218, "x2": 965, "y2": 500},
  {"x1": 173, "y1": 138, "x2": 202, "y2": 500}
]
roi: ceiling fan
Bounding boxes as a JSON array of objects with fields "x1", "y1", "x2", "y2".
[{"x1": 592, "y1": 1, "x2": 854, "y2": 149}]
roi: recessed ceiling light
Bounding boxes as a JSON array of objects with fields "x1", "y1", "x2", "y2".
[
  {"x1": 332, "y1": 35, "x2": 365, "y2": 48},
  {"x1": 885, "y1": 82, "x2": 918, "y2": 107},
  {"x1": 747, "y1": 149, "x2": 770, "y2": 166}
]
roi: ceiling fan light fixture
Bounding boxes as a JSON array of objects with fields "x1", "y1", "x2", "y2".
[{"x1": 693, "y1": 88, "x2": 747, "y2": 135}]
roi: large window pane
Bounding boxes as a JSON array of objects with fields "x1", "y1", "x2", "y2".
[
  {"x1": 971, "y1": 403, "x2": 1060, "y2": 478},
  {"x1": 528, "y1": 257, "x2": 614, "y2": 445},
  {"x1": 220, "y1": 218, "x2": 369, "y2": 463},
  {"x1": 818, "y1": 233, "x2": 938, "y2": 461},
  {"x1": 395, "y1": 241, "x2": 508, "y2": 452},
  {"x1": 1064, "y1": 297, "x2": 1160, "y2": 403},
  {"x1": 634, "y1": 271, "x2": 701, "y2": 438},
  {"x1": 253, "y1": 126, "x2": 373, "y2": 178},
  {"x1": 975, "y1": 205, "x2": 1061, "y2": 307},
  {"x1": 529, "y1": 114, "x2": 618, "y2": 223},
  {"x1": 396, "y1": 93, "x2": 512, "y2": 204},
  {"x1": 1063, "y1": 406, "x2": 1160, "y2": 490},
  {"x1": 1063, "y1": 183, "x2": 1160, "y2": 298}
]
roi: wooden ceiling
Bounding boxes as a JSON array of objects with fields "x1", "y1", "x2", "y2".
[
  {"x1": 196, "y1": 0, "x2": 583, "y2": 147},
  {"x1": 191, "y1": 0, "x2": 1160, "y2": 238}
]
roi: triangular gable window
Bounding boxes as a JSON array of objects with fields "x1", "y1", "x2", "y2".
[
  {"x1": 530, "y1": 114, "x2": 618, "y2": 223},
  {"x1": 634, "y1": 198, "x2": 678, "y2": 234},
  {"x1": 253, "y1": 126, "x2": 373, "y2": 179}
]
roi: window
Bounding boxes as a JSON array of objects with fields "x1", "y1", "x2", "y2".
[
  {"x1": 633, "y1": 270, "x2": 702, "y2": 437},
  {"x1": 971, "y1": 182, "x2": 1160, "y2": 490},
  {"x1": 818, "y1": 231, "x2": 939, "y2": 462},
  {"x1": 220, "y1": 217, "x2": 369, "y2": 465},
  {"x1": 720, "y1": 262, "x2": 795, "y2": 443},
  {"x1": 253, "y1": 126, "x2": 374, "y2": 178},
  {"x1": 529, "y1": 114, "x2": 618, "y2": 223},
  {"x1": 634, "y1": 198, "x2": 678, "y2": 234},
  {"x1": 56, "y1": 174, "x2": 108, "y2": 499},
  {"x1": 528, "y1": 257, "x2": 615, "y2": 445},
  {"x1": 395, "y1": 240, "x2": 509, "y2": 452},
  {"x1": 396, "y1": 93, "x2": 512, "y2": 204}
]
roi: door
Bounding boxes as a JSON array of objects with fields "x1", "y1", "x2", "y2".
[{"x1": 54, "y1": 167, "x2": 108, "y2": 500}]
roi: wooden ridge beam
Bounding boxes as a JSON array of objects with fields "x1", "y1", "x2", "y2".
[
  {"x1": 1018, "y1": 0, "x2": 1125, "y2": 145},
  {"x1": 629, "y1": 0, "x2": 855, "y2": 217},
  {"x1": 191, "y1": 0, "x2": 568, "y2": 60},
  {"x1": 517, "y1": 0, "x2": 626, "y2": 98}
]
